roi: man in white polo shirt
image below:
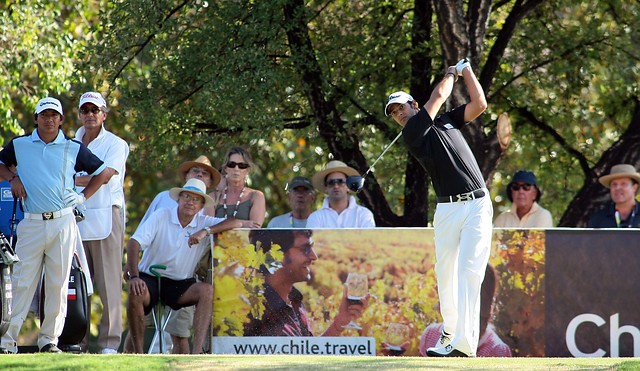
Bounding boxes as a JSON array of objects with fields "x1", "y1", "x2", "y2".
[
  {"x1": 124, "y1": 178, "x2": 241, "y2": 354},
  {"x1": 0, "y1": 97, "x2": 109, "y2": 354},
  {"x1": 74, "y1": 91, "x2": 130, "y2": 354},
  {"x1": 306, "y1": 160, "x2": 375, "y2": 228}
]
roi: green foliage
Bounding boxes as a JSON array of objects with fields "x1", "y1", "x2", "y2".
[
  {"x1": 490, "y1": 230, "x2": 546, "y2": 357},
  {"x1": 213, "y1": 230, "x2": 283, "y2": 336}
]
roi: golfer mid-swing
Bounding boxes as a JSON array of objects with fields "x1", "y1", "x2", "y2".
[{"x1": 385, "y1": 59, "x2": 492, "y2": 357}]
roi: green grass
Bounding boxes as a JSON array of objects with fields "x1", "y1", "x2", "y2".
[{"x1": 1, "y1": 355, "x2": 639, "y2": 370}]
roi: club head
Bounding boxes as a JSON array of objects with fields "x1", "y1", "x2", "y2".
[{"x1": 346, "y1": 176, "x2": 365, "y2": 192}]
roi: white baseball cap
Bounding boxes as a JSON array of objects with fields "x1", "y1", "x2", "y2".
[
  {"x1": 79, "y1": 91, "x2": 107, "y2": 109},
  {"x1": 384, "y1": 91, "x2": 414, "y2": 116},
  {"x1": 35, "y1": 97, "x2": 64, "y2": 116}
]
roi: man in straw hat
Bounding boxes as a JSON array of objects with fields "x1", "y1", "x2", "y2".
[
  {"x1": 140, "y1": 155, "x2": 221, "y2": 224},
  {"x1": 306, "y1": 160, "x2": 375, "y2": 228},
  {"x1": 133, "y1": 155, "x2": 221, "y2": 353},
  {"x1": 588, "y1": 164, "x2": 640, "y2": 228},
  {"x1": 384, "y1": 59, "x2": 491, "y2": 357},
  {"x1": 124, "y1": 178, "x2": 242, "y2": 354}
]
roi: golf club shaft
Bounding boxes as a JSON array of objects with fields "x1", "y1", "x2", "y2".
[{"x1": 363, "y1": 131, "x2": 403, "y2": 177}]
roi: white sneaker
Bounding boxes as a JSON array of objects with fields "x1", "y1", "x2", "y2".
[
  {"x1": 426, "y1": 330, "x2": 452, "y2": 354},
  {"x1": 426, "y1": 344, "x2": 470, "y2": 357},
  {"x1": 101, "y1": 348, "x2": 118, "y2": 354}
]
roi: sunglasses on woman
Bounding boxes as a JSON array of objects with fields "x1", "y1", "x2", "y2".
[
  {"x1": 511, "y1": 183, "x2": 532, "y2": 191},
  {"x1": 226, "y1": 161, "x2": 250, "y2": 169}
]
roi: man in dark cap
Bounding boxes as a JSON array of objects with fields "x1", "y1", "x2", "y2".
[
  {"x1": 267, "y1": 176, "x2": 316, "y2": 228},
  {"x1": 494, "y1": 170, "x2": 552, "y2": 228}
]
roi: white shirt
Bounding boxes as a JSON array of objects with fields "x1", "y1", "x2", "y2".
[
  {"x1": 76, "y1": 125, "x2": 129, "y2": 208},
  {"x1": 306, "y1": 195, "x2": 375, "y2": 228},
  {"x1": 493, "y1": 202, "x2": 553, "y2": 228},
  {"x1": 132, "y1": 206, "x2": 225, "y2": 280},
  {"x1": 139, "y1": 190, "x2": 177, "y2": 225}
]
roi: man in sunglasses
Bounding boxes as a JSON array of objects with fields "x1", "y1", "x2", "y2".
[
  {"x1": 384, "y1": 59, "x2": 491, "y2": 357},
  {"x1": 125, "y1": 178, "x2": 241, "y2": 353},
  {"x1": 267, "y1": 176, "x2": 316, "y2": 228},
  {"x1": 494, "y1": 170, "x2": 552, "y2": 228},
  {"x1": 73, "y1": 91, "x2": 130, "y2": 354},
  {"x1": 243, "y1": 229, "x2": 369, "y2": 336},
  {"x1": 306, "y1": 160, "x2": 375, "y2": 228}
]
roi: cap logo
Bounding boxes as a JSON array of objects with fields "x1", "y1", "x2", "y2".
[
  {"x1": 39, "y1": 101, "x2": 59, "y2": 108},
  {"x1": 81, "y1": 93, "x2": 101, "y2": 99}
]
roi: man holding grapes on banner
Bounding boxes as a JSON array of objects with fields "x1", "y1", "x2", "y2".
[{"x1": 243, "y1": 229, "x2": 369, "y2": 337}]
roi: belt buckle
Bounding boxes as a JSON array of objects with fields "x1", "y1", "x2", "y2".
[
  {"x1": 42, "y1": 212, "x2": 54, "y2": 220},
  {"x1": 456, "y1": 192, "x2": 472, "y2": 202}
]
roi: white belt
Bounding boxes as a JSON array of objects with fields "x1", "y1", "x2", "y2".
[{"x1": 24, "y1": 207, "x2": 74, "y2": 221}]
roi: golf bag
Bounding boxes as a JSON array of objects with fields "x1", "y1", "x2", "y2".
[
  {"x1": 0, "y1": 249, "x2": 12, "y2": 337},
  {"x1": 40, "y1": 252, "x2": 89, "y2": 347},
  {"x1": 0, "y1": 195, "x2": 21, "y2": 337}
]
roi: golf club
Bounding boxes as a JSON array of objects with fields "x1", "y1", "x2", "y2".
[{"x1": 347, "y1": 130, "x2": 403, "y2": 192}]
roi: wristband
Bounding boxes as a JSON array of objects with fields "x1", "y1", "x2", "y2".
[
  {"x1": 8, "y1": 174, "x2": 18, "y2": 183},
  {"x1": 128, "y1": 275, "x2": 138, "y2": 281},
  {"x1": 446, "y1": 72, "x2": 458, "y2": 82}
]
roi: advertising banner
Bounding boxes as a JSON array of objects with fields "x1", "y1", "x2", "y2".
[
  {"x1": 212, "y1": 228, "x2": 550, "y2": 357},
  {"x1": 545, "y1": 229, "x2": 640, "y2": 357}
]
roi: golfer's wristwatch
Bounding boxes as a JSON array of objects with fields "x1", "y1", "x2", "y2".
[{"x1": 204, "y1": 226, "x2": 212, "y2": 235}]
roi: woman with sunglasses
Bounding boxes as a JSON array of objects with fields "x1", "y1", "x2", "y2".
[
  {"x1": 494, "y1": 170, "x2": 553, "y2": 228},
  {"x1": 214, "y1": 147, "x2": 265, "y2": 227}
]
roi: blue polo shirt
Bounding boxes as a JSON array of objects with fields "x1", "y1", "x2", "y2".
[{"x1": 0, "y1": 129, "x2": 106, "y2": 213}]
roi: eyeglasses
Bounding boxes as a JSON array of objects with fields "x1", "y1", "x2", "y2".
[
  {"x1": 511, "y1": 183, "x2": 533, "y2": 191},
  {"x1": 179, "y1": 193, "x2": 205, "y2": 204},
  {"x1": 188, "y1": 167, "x2": 210, "y2": 176},
  {"x1": 80, "y1": 107, "x2": 102, "y2": 115},
  {"x1": 326, "y1": 178, "x2": 347, "y2": 186},
  {"x1": 226, "y1": 161, "x2": 250, "y2": 169},
  {"x1": 295, "y1": 243, "x2": 316, "y2": 257}
]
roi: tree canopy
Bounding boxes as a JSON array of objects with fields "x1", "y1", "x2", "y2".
[{"x1": 2, "y1": 0, "x2": 639, "y2": 229}]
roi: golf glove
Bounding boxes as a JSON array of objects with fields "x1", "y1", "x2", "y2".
[
  {"x1": 455, "y1": 58, "x2": 471, "y2": 76},
  {"x1": 65, "y1": 191, "x2": 86, "y2": 207}
]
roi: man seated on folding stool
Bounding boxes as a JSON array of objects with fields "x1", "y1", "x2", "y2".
[{"x1": 124, "y1": 178, "x2": 242, "y2": 354}]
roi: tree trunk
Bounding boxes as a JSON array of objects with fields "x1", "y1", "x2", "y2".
[{"x1": 559, "y1": 98, "x2": 640, "y2": 227}]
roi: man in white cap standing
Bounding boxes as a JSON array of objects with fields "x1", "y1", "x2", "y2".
[
  {"x1": 385, "y1": 59, "x2": 492, "y2": 357},
  {"x1": 267, "y1": 176, "x2": 316, "y2": 228},
  {"x1": 74, "y1": 91, "x2": 130, "y2": 354},
  {"x1": 124, "y1": 178, "x2": 242, "y2": 354},
  {"x1": 588, "y1": 164, "x2": 640, "y2": 228},
  {"x1": 0, "y1": 97, "x2": 110, "y2": 354},
  {"x1": 306, "y1": 160, "x2": 375, "y2": 228}
]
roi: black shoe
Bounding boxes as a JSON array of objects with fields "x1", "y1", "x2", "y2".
[
  {"x1": 40, "y1": 344, "x2": 62, "y2": 353},
  {"x1": 59, "y1": 344, "x2": 83, "y2": 353},
  {"x1": 426, "y1": 344, "x2": 469, "y2": 357}
]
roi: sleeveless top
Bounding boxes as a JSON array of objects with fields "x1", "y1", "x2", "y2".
[{"x1": 215, "y1": 198, "x2": 253, "y2": 220}]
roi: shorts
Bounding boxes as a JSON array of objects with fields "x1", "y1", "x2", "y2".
[
  {"x1": 140, "y1": 272, "x2": 196, "y2": 315},
  {"x1": 165, "y1": 306, "x2": 195, "y2": 338}
]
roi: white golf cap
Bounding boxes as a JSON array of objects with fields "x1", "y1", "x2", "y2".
[
  {"x1": 34, "y1": 97, "x2": 64, "y2": 116},
  {"x1": 384, "y1": 91, "x2": 414, "y2": 116},
  {"x1": 79, "y1": 91, "x2": 107, "y2": 109}
]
